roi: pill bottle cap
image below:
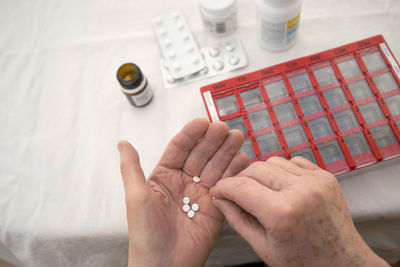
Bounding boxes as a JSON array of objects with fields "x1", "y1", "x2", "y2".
[
  {"x1": 199, "y1": 0, "x2": 237, "y2": 18},
  {"x1": 116, "y1": 63, "x2": 144, "y2": 90},
  {"x1": 261, "y1": 0, "x2": 299, "y2": 7}
]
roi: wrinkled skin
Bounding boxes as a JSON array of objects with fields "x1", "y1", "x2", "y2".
[
  {"x1": 211, "y1": 156, "x2": 389, "y2": 267},
  {"x1": 118, "y1": 118, "x2": 249, "y2": 267}
]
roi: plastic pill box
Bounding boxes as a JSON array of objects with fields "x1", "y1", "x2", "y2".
[{"x1": 201, "y1": 35, "x2": 400, "y2": 175}]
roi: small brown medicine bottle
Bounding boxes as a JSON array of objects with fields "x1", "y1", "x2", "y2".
[{"x1": 116, "y1": 63, "x2": 153, "y2": 107}]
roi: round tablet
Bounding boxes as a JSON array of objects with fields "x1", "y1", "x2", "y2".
[
  {"x1": 213, "y1": 61, "x2": 224, "y2": 71},
  {"x1": 193, "y1": 176, "x2": 201, "y2": 183},
  {"x1": 183, "y1": 204, "x2": 190, "y2": 212},
  {"x1": 187, "y1": 210, "x2": 195, "y2": 218},
  {"x1": 225, "y1": 43, "x2": 236, "y2": 52},
  {"x1": 229, "y1": 56, "x2": 240, "y2": 65},
  {"x1": 209, "y1": 48, "x2": 220, "y2": 57},
  {"x1": 191, "y1": 203, "x2": 199, "y2": 211},
  {"x1": 183, "y1": 197, "x2": 190, "y2": 205}
]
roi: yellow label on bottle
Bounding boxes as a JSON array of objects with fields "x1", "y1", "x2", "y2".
[{"x1": 287, "y1": 12, "x2": 301, "y2": 30}]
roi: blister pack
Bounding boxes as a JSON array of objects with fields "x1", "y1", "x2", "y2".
[{"x1": 201, "y1": 35, "x2": 400, "y2": 176}]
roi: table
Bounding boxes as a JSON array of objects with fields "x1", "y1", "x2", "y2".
[{"x1": 0, "y1": 0, "x2": 399, "y2": 265}]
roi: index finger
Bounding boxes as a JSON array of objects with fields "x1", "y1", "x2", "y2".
[
  {"x1": 210, "y1": 176, "x2": 277, "y2": 225},
  {"x1": 157, "y1": 118, "x2": 210, "y2": 169}
]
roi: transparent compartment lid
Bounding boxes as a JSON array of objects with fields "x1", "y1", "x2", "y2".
[
  {"x1": 333, "y1": 109, "x2": 360, "y2": 132},
  {"x1": 263, "y1": 79, "x2": 289, "y2": 101},
  {"x1": 282, "y1": 124, "x2": 308, "y2": 147},
  {"x1": 240, "y1": 138, "x2": 256, "y2": 159},
  {"x1": 372, "y1": 72, "x2": 399, "y2": 94},
  {"x1": 348, "y1": 80, "x2": 374, "y2": 101},
  {"x1": 291, "y1": 147, "x2": 317, "y2": 164},
  {"x1": 313, "y1": 65, "x2": 338, "y2": 86},
  {"x1": 385, "y1": 95, "x2": 400, "y2": 116},
  {"x1": 224, "y1": 116, "x2": 247, "y2": 134},
  {"x1": 248, "y1": 109, "x2": 272, "y2": 132},
  {"x1": 298, "y1": 94, "x2": 323, "y2": 117},
  {"x1": 385, "y1": 94, "x2": 400, "y2": 116},
  {"x1": 215, "y1": 94, "x2": 239, "y2": 116},
  {"x1": 369, "y1": 124, "x2": 397, "y2": 148},
  {"x1": 309, "y1": 116, "x2": 334, "y2": 139},
  {"x1": 273, "y1": 101, "x2": 297, "y2": 124},
  {"x1": 318, "y1": 139, "x2": 345, "y2": 164},
  {"x1": 359, "y1": 101, "x2": 385, "y2": 124},
  {"x1": 336, "y1": 58, "x2": 362, "y2": 80},
  {"x1": 361, "y1": 51, "x2": 387, "y2": 72},
  {"x1": 343, "y1": 132, "x2": 371, "y2": 156},
  {"x1": 256, "y1": 131, "x2": 281, "y2": 155},
  {"x1": 288, "y1": 72, "x2": 313, "y2": 94},
  {"x1": 323, "y1": 87, "x2": 349, "y2": 109},
  {"x1": 240, "y1": 88, "x2": 264, "y2": 109}
]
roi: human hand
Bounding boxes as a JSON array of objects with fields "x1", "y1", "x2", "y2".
[
  {"x1": 118, "y1": 118, "x2": 249, "y2": 267},
  {"x1": 211, "y1": 156, "x2": 389, "y2": 267}
]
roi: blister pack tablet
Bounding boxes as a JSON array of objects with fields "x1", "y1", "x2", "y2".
[{"x1": 201, "y1": 35, "x2": 400, "y2": 176}]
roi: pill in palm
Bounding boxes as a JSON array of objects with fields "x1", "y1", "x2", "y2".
[
  {"x1": 193, "y1": 176, "x2": 201, "y2": 183},
  {"x1": 183, "y1": 204, "x2": 190, "y2": 212},
  {"x1": 187, "y1": 210, "x2": 195, "y2": 218},
  {"x1": 183, "y1": 197, "x2": 190, "y2": 205},
  {"x1": 191, "y1": 203, "x2": 199, "y2": 211}
]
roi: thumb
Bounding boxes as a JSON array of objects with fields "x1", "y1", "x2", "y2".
[
  {"x1": 212, "y1": 198, "x2": 267, "y2": 256},
  {"x1": 118, "y1": 141, "x2": 146, "y2": 192}
]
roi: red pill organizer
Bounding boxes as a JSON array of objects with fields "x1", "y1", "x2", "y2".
[{"x1": 201, "y1": 35, "x2": 400, "y2": 176}]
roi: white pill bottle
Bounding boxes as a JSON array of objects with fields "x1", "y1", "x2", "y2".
[
  {"x1": 199, "y1": 0, "x2": 238, "y2": 36},
  {"x1": 256, "y1": 0, "x2": 302, "y2": 51}
]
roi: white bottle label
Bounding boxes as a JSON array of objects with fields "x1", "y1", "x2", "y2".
[
  {"x1": 203, "y1": 13, "x2": 237, "y2": 36},
  {"x1": 260, "y1": 12, "x2": 301, "y2": 49},
  {"x1": 129, "y1": 86, "x2": 153, "y2": 107}
]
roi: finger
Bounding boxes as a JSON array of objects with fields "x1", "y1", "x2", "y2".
[
  {"x1": 222, "y1": 152, "x2": 250, "y2": 178},
  {"x1": 213, "y1": 199, "x2": 266, "y2": 253},
  {"x1": 239, "y1": 161, "x2": 294, "y2": 190},
  {"x1": 200, "y1": 130, "x2": 244, "y2": 187},
  {"x1": 265, "y1": 156, "x2": 307, "y2": 176},
  {"x1": 210, "y1": 176, "x2": 277, "y2": 224},
  {"x1": 158, "y1": 118, "x2": 210, "y2": 169},
  {"x1": 182, "y1": 121, "x2": 229, "y2": 176},
  {"x1": 118, "y1": 141, "x2": 146, "y2": 192},
  {"x1": 290, "y1": 156, "x2": 320, "y2": 171}
]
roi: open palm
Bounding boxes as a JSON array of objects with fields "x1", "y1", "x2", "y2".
[{"x1": 118, "y1": 118, "x2": 249, "y2": 267}]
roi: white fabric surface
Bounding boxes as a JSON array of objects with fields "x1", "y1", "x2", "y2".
[{"x1": 0, "y1": 0, "x2": 400, "y2": 266}]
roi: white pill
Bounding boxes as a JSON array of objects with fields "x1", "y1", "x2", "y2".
[
  {"x1": 168, "y1": 51, "x2": 176, "y2": 59},
  {"x1": 193, "y1": 176, "x2": 201, "y2": 183},
  {"x1": 173, "y1": 63, "x2": 181, "y2": 71},
  {"x1": 159, "y1": 28, "x2": 167, "y2": 36},
  {"x1": 191, "y1": 203, "x2": 199, "y2": 211},
  {"x1": 183, "y1": 204, "x2": 190, "y2": 212},
  {"x1": 183, "y1": 197, "x2": 190, "y2": 205},
  {"x1": 181, "y1": 33, "x2": 189, "y2": 41},
  {"x1": 186, "y1": 45, "x2": 194, "y2": 52},
  {"x1": 177, "y1": 23, "x2": 184, "y2": 30},
  {"x1": 166, "y1": 75, "x2": 175, "y2": 84},
  {"x1": 163, "y1": 39, "x2": 172, "y2": 48},
  {"x1": 192, "y1": 56, "x2": 199, "y2": 64},
  {"x1": 213, "y1": 61, "x2": 224, "y2": 71},
  {"x1": 187, "y1": 210, "x2": 195, "y2": 218},
  {"x1": 225, "y1": 43, "x2": 236, "y2": 52},
  {"x1": 209, "y1": 48, "x2": 220, "y2": 57},
  {"x1": 229, "y1": 56, "x2": 240, "y2": 65}
]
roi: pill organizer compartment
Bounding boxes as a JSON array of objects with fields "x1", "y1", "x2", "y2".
[
  {"x1": 361, "y1": 50, "x2": 387, "y2": 72},
  {"x1": 348, "y1": 80, "x2": 374, "y2": 101},
  {"x1": 318, "y1": 139, "x2": 345, "y2": 164},
  {"x1": 359, "y1": 101, "x2": 385, "y2": 124},
  {"x1": 313, "y1": 65, "x2": 338, "y2": 86},
  {"x1": 323, "y1": 87, "x2": 349, "y2": 109},
  {"x1": 384, "y1": 94, "x2": 400, "y2": 116},
  {"x1": 256, "y1": 131, "x2": 281, "y2": 155},
  {"x1": 369, "y1": 124, "x2": 397, "y2": 148},
  {"x1": 333, "y1": 109, "x2": 360, "y2": 132},
  {"x1": 288, "y1": 72, "x2": 313, "y2": 94},
  {"x1": 308, "y1": 116, "x2": 334, "y2": 139},
  {"x1": 291, "y1": 148, "x2": 317, "y2": 164},
  {"x1": 249, "y1": 109, "x2": 272, "y2": 131},
  {"x1": 225, "y1": 116, "x2": 247, "y2": 134},
  {"x1": 373, "y1": 72, "x2": 399, "y2": 94},
  {"x1": 240, "y1": 138, "x2": 256, "y2": 159},
  {"x1": 263, "y1": 79, "x2": 289, "y2": 101},
  {"x1": 336, "y1": 58, "x2": 362, "y2": 79},
  {"x1": 343, "y1": 132, "x2": 375, "y2": 166},
  {"x1": 282, "y1": 124, "x2": 308, "y2": 147},
  {"x1": 298, "y1": 94, "x2": 323, "y2": 117},
  {"x1": 273, "y1": 101, "x2": 297, "y2": 124},
  {"x1": 240, "y1": 88, "x2": 264, "y2": 109},
  {"x1": 215, "y1": 95, "x2": 239, "y2": 116}
]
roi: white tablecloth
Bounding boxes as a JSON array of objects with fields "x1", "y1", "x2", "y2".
[{"x1": 1, "y1": 0, "x2": 400, "y2": 266}]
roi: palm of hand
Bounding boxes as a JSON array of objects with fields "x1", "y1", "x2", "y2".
[{"x1": 119, "y1": 118, "x2": 248, "y2": 267}]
